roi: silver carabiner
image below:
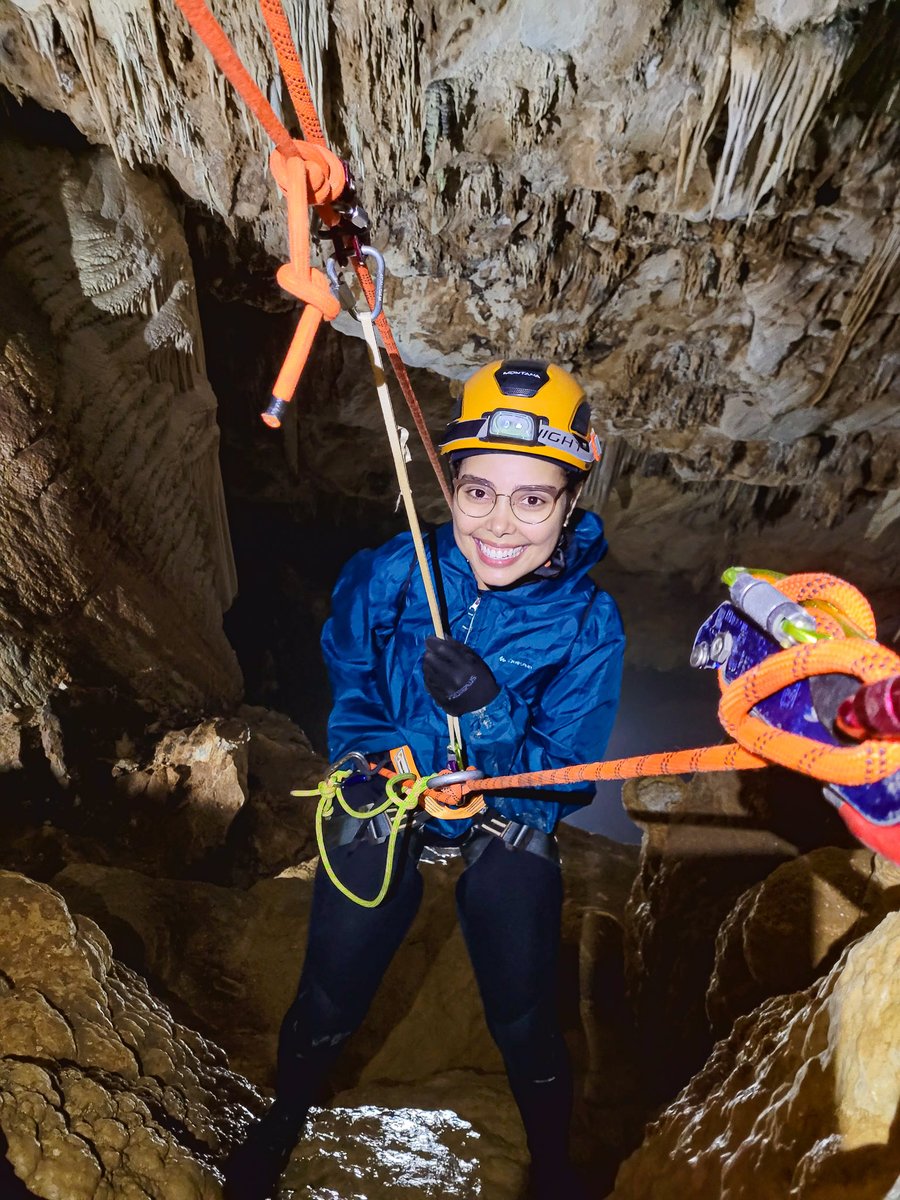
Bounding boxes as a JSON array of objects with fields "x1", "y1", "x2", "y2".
[
  {"x1": 425, "y1": 766, "x2": 485, "y2": 789},
  {"x1": 326, "y1": 751, "x2": 372, "y2": 780},
  {"x1": 325, "y1": 246, "x2": 386, "y2": 322},
  {"x1": 357, "y1": 245, "x2": 385, "y2": 321}
]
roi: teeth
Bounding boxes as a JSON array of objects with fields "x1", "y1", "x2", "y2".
[{"x1": 476, "y1": 539, "x2": 525, "y2": 562}]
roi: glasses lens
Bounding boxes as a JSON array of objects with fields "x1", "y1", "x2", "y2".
[
  {"x1": 455, "y1": 481, "x2": 497, "y2": 517},
  {"x1": 510, "y1": 488, "x2": 560, "y2": 524}
]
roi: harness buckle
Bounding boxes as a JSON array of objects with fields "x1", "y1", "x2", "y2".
[{"x1": 500, "y1": 820, "x2": 534, "y2": 851}]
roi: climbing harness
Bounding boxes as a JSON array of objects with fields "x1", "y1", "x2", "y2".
[{"x1": 299, "y1": 567, "x2": 900, "y2": 905}]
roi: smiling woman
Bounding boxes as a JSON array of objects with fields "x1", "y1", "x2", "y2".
[
  {"x1": 225, "y1": 359, "x2": 624, "y2": 1200},
  {"x1": 451, "y1": 455, "x2": 574, "y2": 588}
]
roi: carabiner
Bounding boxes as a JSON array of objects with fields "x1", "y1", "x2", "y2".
[
  {"x1": 325, "y1": 246, "x2": 386, "y2": 322},
  {"x1": 425, "y1": 766, "x2": 485, "y2": 789},
  {"x1": 326, "y1": 751, "x2": 372, "y2": 781}
]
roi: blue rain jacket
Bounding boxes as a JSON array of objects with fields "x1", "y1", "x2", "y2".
[{"x1": 321, "y1": 510, "x2": 625, "y2": 836}]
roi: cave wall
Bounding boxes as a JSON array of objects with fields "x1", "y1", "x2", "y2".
[
  {"x1": 1, "y1": 0, "x2": 898, "y2": 704},
  {"x1": 0, "y1": 129, "x2": 241, "y2": 714}
]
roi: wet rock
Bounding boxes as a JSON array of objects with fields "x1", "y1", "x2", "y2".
[
  {"x1": 0, "y1": 870, "x2": 264, "y2": 1198},
  {"x1": 609, "y1": 911, "x2": 900, "y2": 1200},
  {"x1": 288, "y1": 1079, "x2": 519, "y2": 1199},
  {"x1": 621, "y1": 769, "x2": 850, "y2": 1104},
  {"x1": 707, "y1": 847, "x2": 900, "y2": 1037}
]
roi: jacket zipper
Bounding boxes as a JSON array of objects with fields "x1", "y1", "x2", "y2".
[{"x1": 461, "y1": 595, "x2": 482, "y2": 646}]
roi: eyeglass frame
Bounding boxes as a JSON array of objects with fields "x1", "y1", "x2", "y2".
[{"x1": 452, "y1": 475, "x2": 570, "y2": 525}]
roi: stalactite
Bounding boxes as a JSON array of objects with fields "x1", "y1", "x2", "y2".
[
  {"x1": 809, "y1": 219, "x2": 900, "y2": 408},
  {"x1": 676, "y1": 11, "x2": 853, "y2": 219}
]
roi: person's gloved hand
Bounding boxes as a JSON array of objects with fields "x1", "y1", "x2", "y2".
[{"x1": 422, "y1": 636, "x2": 500, "y2": 716}]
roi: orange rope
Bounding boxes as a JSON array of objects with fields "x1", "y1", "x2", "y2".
[
  {"x1": 257, "y1": 0, "x2": 327, "y2": 145},
  {"x1": 172, "y1": 0, "x2": 295, "y2": 155},
  {"x1": 174, "y1": 0, "x2": 451, "y2": 502},
  {"x1": 419, "y1": 572, "x2": 900, "y2": 818}
]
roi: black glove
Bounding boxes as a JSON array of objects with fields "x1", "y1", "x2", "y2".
[{"x1": 422, "y1": 636, "x2": 500, "y2": 717}]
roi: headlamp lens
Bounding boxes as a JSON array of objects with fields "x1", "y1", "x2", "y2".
[{"x1": 487, "y1": 410, "x2": 536, "y2": 441}]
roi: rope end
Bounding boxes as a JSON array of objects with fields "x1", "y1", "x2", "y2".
[{"x1": 262, "y1": 397, "x2": 288, "y2": 428}]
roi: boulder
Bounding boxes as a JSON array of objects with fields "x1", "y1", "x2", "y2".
[
  {"x1": 609, "y1": 911, "x2": 900, "y2": 1199},
  {"x1": 707, "y1": 846, "x2": 900, "y2": 1037},
  {"x1": 0, "y1": 870, "x2": 263, "y2": 1198}
]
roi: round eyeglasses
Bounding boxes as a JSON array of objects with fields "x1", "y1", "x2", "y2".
[{"x1": 453, "y1": 479, "x2": 567, "y2": 524}]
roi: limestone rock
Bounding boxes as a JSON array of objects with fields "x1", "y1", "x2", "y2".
[
  {"x1": 609, "y1": 911, "x2": 900, "y2": 1200},
  {"x1": 621, "y1": 769, "x2": 852, "y2": 1103},
  {"x1": 707, "y1": 846, "x2": 900, "y2": 1037},
  {"x1": 51, "y1": 863, "x2": 314, "y2": 1087},
  {"x1": 112, "y1": 717, "x2": 250, "y2": 875},
  {"x1": 0, "y1": 870, "x2": 264, "y2": 1198},
  {"x1": 291, "y1": 1078, "x2": 521, "y2": 1199},
  {"x1": 225, "y1": 705, "x2": 327, "y2": 883},
  {"x1": 0, "y1": 135, "x2": 240, "y2": 714},
  {"x1": 50, "y1": 823, "x2": 639, "y2": 1182}
]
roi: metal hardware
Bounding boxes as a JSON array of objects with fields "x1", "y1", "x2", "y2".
[
  {"x1": 729, "y1": 572, "x2": 818, "y2": 648},
  {"x1": 425, "y1": 766, "x2": 485, "y2": 789},
  {"x1": 709, "y1": 631, "x2": 733, "y2": 666},
  {"x1": 690, "y1": 641, "x2": 710, "y2": 668},
  {"x1": 325, "y1": 245, "x2": 386, "y2": 321},
  {"x1": 326, "y1": 751, "x2": 372, "y2": 780}
]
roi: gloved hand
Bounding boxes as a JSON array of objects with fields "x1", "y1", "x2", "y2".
[{"x1": 422, "y1": 636, "x2": 499, "y2": 717}]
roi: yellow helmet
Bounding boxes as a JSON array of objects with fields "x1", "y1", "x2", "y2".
[{"x1": 439, "y1": 360, "x2": 602, "y2": 473}]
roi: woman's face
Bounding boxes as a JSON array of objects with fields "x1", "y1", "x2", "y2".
[{"x1": 451, "y1": 452, "x2": 571, "y2": 589}]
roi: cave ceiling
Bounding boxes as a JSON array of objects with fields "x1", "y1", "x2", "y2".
[{"x1": 0, "y1": 0, "x2": 898, "y2": 681}]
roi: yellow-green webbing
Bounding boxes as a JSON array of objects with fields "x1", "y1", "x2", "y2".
[{"x1": 292, "y1": 770, "x2": 431, "y2": 907}]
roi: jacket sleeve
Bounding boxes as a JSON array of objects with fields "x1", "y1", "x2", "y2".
[
  {"x1": 321, "y1": 537, "x2": 413, "y2": 760},
  {"x1": 459, "y1": 590, "x2": 625, "y2": 798}
]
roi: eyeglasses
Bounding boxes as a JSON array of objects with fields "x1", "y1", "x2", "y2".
[{"x1": 453, "y1": 479, "x2": 567, "y2": 524}]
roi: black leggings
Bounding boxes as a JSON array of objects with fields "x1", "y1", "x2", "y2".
[{"x1": 276, "y1": 829, "x2": 573, "y2": 1168}]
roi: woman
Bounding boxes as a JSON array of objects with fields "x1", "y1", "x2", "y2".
[{"x1": 225, "y1": 359, "x2": 625, "y2": 1199}]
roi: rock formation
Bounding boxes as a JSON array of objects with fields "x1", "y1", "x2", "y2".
[
  {"x1": 0, "y1": 0, "x2": 897, "y2": 673},
  {"x1": 610, "y1": 910, "x2": 900, "y2": 1200},
  {"x1": 0, "y1": 870, "x2": 263, "y2": 1197},
  {"x1": 0, "y1": 1, "x2": 899, "y2": 1197},
  {"x1": 0, "y1": 133, "x2": 240, "y2": 714}
]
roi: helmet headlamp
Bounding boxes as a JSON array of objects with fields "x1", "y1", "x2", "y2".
[{"x1": 485, "y1": 409, "x2": 537, "y2": 443}]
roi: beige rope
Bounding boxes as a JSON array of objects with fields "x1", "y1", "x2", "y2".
[{"x1": 357, "y1": 310, "x2": 463, "y2": 757}]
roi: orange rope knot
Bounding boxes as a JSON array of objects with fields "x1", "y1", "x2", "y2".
[
  {"x1": 269, "y1": 143, "x2": 345, "y2": 210},
  {"x1": 717, "y1": 574, "x2": 900, "y2": 787}
]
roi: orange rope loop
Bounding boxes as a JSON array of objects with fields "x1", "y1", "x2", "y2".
[
  {"x1": 173, "y1": 0, "x2": 452, "y2": 501},
  {"x1": 419, "y1": 572, "x2": 900, "y2": 819}
]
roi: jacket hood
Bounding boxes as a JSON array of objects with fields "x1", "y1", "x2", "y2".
[{"x1": 436, "y1": 508, "x2": 608, "y2": 600}]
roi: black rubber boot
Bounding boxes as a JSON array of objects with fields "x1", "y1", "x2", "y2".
[{"x1": 222, "y1": 1102, "x2": 307, "y2": 1200}]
